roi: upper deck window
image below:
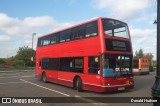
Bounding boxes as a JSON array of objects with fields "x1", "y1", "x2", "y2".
[
  {"x1": 60, "y1": 32, "x2": 66, "y2": 42},
  {"x1": 42, "y1": 36, "x2": 50, "y2": 46},
  {"x1": 85, "y1": 21, "x2": 98, "y2": 37},
  {"x1": 102, "y1": 19, "x2": 129, "y2": 38},
  {"x1": 37, "y1": 20, "x2": 98, "y2": 47},
  {"x1": 51, "y1": 33, "x2": 59, "y2": 44}
]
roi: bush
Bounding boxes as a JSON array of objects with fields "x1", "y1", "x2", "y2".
[
  {"x1": 149, "y1": 65, "x2": 154, "y2": 72},
  {"x1": 12, "y1": 60, "x2": 25, "y2": 68},
  {"x1": 26, "y1": 61, "x2": 35, "y2": 67},
  {"x1": 0, "y1": 58, "x2": 5, "y2": 64}
]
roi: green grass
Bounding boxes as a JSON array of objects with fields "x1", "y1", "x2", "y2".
[{"x1": 0, "y1": 67, "x2": 35, "y2": 72}]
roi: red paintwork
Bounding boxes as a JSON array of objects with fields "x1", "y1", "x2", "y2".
[
  {"x1": 133, "y1": 58, "x2": 149, "y2": 75},
  {"x1": 35, "y1": 17, "x2": 134, "y2": 92}
]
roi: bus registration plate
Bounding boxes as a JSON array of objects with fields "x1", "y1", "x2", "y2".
[{"x1": 118, "y1": 87, "x2": 125, "y2": 91}]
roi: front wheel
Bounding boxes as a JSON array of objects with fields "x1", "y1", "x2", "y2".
[
  {"x1": 76, "y1": 77, "x2": 82, "y2": 92},
  {"x1": 42, "y1": 73, "x2": 47, "y2": 83}
]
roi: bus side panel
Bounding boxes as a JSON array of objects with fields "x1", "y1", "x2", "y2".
[
  {"x1": 82, "y1": 74, "x2": 102, "y2": 92},
  {"x1": 45, "y1": 70, "x2": 58, "y2": 83},
  {"x1": 140, "y1": 58, "x2": 149, "y2": 74},
  {"x1": 57, "y1": 72, "x2": 79, "y2": 87},
  {"x1": 35, "y1": 54, "x2": 42, "y2": 79},
  {"x1": 50, "y1": 37, "x2": 101, "y2": 57},
  {"x1": 133, "y1": 58, "x2": 149, "y2": 75},
  {"x1": 82, "y1": 56, "x2": 102, "y2": 92},
  {"x1": 139, "y1": 58, "x2": 142, "y2": 69}
]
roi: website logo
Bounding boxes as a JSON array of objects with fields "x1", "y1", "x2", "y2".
[{"x1": 2, "y1": 98, "x2": 11, "y2": 103}]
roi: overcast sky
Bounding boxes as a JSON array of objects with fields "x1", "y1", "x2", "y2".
[{"x1": 0, "y1": 0, "x2": 157, "y2": 58}]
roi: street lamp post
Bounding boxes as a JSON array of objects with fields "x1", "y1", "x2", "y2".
[
  {"x1": 152, "y1": 0, "x2": 160, "y2": 105},
  {"x1": 31, "y1": 33, "x2": 36, "y2": 61}
]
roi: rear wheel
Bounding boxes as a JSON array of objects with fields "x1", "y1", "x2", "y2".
[
  {"x1": 76, "y1": 77, "x2": 82, "y2": 92},
  {"x1": 42, "y1": 73, "x2": 47, "y2": 83}
]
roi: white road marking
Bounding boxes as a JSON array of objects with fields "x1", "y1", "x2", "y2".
[
  {"x1": 0, "y1": 82, "x2": 26, "y2": 85},
  {"x1": 0, "y1": 73, "x2": 18, "y2": 77},
  {"x1": 0, "y1": 75, "x2": 34, "y2": 78},
  {"x1": 21, "y1": 75, "x2": 35, "y2": 78},
  {"x1": 20, "y1": 79, "x2": 70, "y2": 97},
  {"x1": 0, "y1": 76, "x2": 19, "y2": 78},
  {"x1": 20, "y1": 78, "x2": 36, "y2": 80}
]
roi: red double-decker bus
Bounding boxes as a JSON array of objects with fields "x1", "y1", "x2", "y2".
[{"x1": 36, "y1": 17, "x2": 134, "y2": 92}]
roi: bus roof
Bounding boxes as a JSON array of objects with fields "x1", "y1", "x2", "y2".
[
  {"x1": 133, "y1": 58, "x2": 148, "y2": 60},
  {"x1": 38, "y1": 17, "x2": 127, "y2": 39}
]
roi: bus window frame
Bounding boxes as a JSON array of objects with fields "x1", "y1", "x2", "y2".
[{"x1": 37, "y1": 20, "x2": 98, "y2": 47}]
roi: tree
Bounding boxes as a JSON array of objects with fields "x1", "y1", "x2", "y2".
[
  {"x1": 12, "y1": 60, "x2": 25, "y2": 67},
  {"x1": 144, "y1": 53, "x2": 153, "y2": 64},
  {"x1": 144, "y1": 53, "x2": 154, "y2": 72},
  {"x1": 15, "y1": 46, "x2": 36, "y2": 67},
  {"x1": 134, "y1": 49, "x2": 144, "y2": 58},
  {"x1": 0, "y1": 58, "x2": 6, "y2": 67},
  {"x1": 5, "y1": 56, "x2": 15, "y2": 67},
  {"x1": 0, "y1": 58, "x2": 5, "y2": 64},
  {"x1": 152, "y1": 60, "x2": 157, "y2": 71},
  {"x1": 134, "y1": 49, "x2": 156, "y2": 72}
]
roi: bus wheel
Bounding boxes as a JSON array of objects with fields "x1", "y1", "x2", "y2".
[
  {"x1": 42, "y1": 72, "x2": 47, "y2": 83},
  {"x1": 76, "y1": 77, "x2": 82, "y2": 92}
]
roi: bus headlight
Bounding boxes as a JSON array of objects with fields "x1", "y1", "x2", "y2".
[
  {"x1": 126, "y1": 80, "x2": 130, "y2": 85},
  {"x1": 130, "y1": 81, "x2": 133, "y2": 85},
  {"x1": 102, "y1": 83, "x2": 111, "y2": 86}
]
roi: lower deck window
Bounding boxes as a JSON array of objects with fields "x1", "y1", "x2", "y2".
[{"x1": 41, "y1": 57, "x2": 84, "y2": 73}]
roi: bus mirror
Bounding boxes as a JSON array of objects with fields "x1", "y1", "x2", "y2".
[{"x1": 95, "y1": 57, "x2": 99, "y2": 62}]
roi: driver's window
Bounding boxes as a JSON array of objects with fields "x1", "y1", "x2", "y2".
[
  {"x1": 109, "y1": 58, "x2": 116, "y2": 70},
  {"x1": 88, "y1": 56, "x2": 100, "y2": 74}
]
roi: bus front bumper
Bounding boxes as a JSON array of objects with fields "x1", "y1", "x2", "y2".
[
  {"x1": 99, "y1": 84, "x2": 134, "y2": 92},
  {"x1": 83, "y1": 83, "x2": 134, "y2": 93}
]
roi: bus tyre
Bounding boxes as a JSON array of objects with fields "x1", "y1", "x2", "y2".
[
  {"x1": 76, "y1": 77, "x2": 82, "y2": 92},
  {"x1": 42, "y1": 73, "x2": 47, "y2": 83}
]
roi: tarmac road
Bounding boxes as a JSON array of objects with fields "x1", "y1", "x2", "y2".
[{"x1": 0, "y1": 71, "x2": 156, "y2": 106}]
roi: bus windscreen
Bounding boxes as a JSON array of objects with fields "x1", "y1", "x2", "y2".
[
  {"x1": 102, "y1": 54, "x2": 132, "y2": 77},
  {"x1": 102, "y1": 19, "x2": 129, "y2": 38}
]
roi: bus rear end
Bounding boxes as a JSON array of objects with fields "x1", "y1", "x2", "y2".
[{"x1": 133, "y1": 58, "x2": 149, "y2": 75}]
